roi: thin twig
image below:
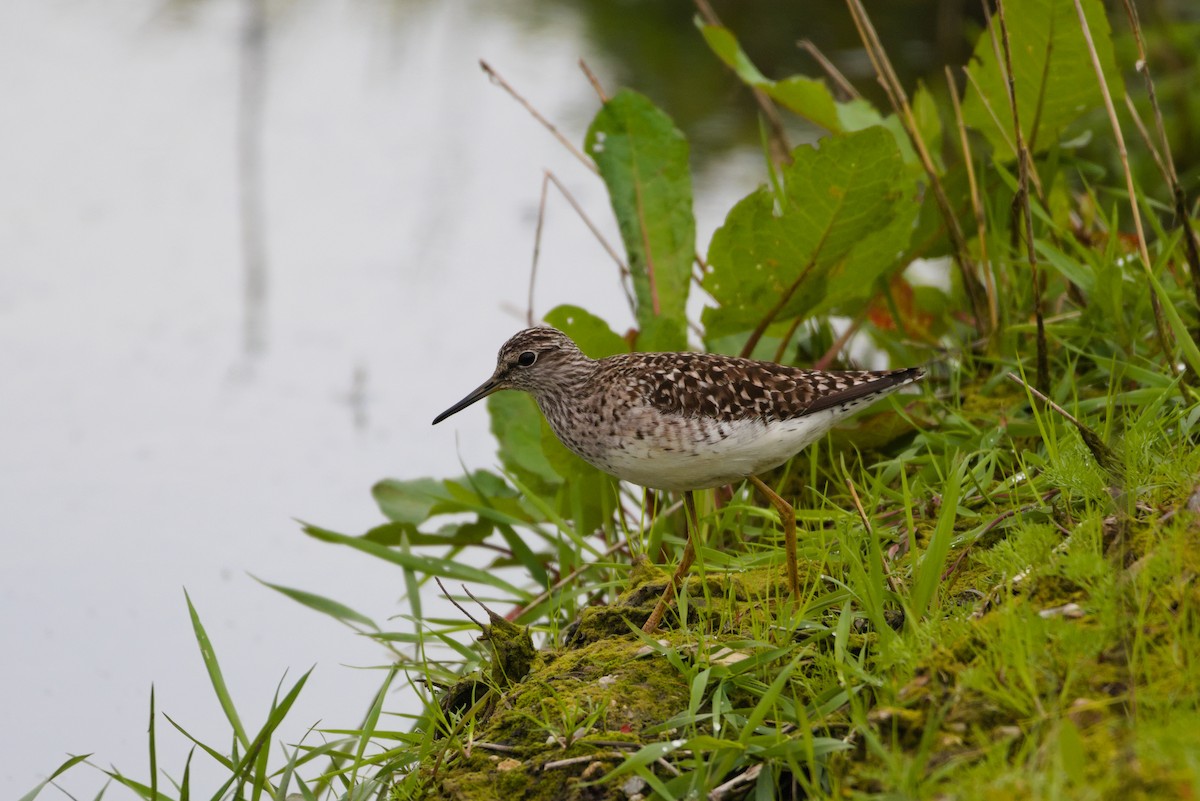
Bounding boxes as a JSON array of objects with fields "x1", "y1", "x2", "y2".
[
  {"x1": 979, "y1": 0, "x2": 1045, "y2": 196},
  {"x1": 435, "y1": 577, "x2": 484, "y2": 630},
  {"x1": 709, "y1": 764, "x2": 763, "y2": 801},
  {"x1": 656, "y1": 757, "x2": 682, "y2": 777},
  {"x1": 1071, "y1": 0, "x2": 1176, "y2": 371},
  {"x1": 480, "y1": 60, "x2": 597, "y2": 175},
  {"x1": 578, "y1": 58, "x2": 610, "y2": 103},
  {"x1": 543, "y1": 753, "x2": 623, "y2": 771},
  {"x1": 1006, "y1": 371, "x2": 1123, "y2": 479},
  {"x1": 1124, "y1": 94, "x2": 1168, "y2": 182},
  {"x1": 238, "y1": 0, "x2": 268, "y2": 358},
  {"x1": 528, "y1": 172, "x2": 550, "y2": 327},
  {"x1": 797, "y1": 40, "x2": 859, "y2": 100},
  {"x1": 545, "y1": 171, "x2": 637, "y2": 316},
  {"x1": 460, "y1": 584, "x2": 503, "y2": 621}
]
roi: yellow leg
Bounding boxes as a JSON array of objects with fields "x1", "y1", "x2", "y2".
[
  {"x1": 642, "y1": 491, "x2": 698, "y2": 634},
  {"x1": 748, "y1": 475, "x2": 800, "y2": 597}
]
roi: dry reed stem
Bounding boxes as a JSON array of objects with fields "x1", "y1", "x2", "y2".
[
  {"x1": 1070, "y1": 0, "x2": 1176, "y2": 372},
  {"x1": 994, "y1": 0, "x2": 1050, "y2": 392},
  {"x1": 946, "y1": 65, "x2": 998, "y2": 334},
  {"x1": 797, "y1": 39, "x2": 860, "y2": 100},
  {"x1": 1120, "y1": 0, "x2": 1200, "y2": 314},
  {"x1": 845, "y1": 0, "x2": 991, "y2": 339},
  {"x1": 480, "y1": 60, "x2": 597, "y2": 176}
]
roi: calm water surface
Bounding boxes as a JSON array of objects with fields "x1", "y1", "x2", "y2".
[{"x1": 0, "y1": 0, "x2": 760, "y2": 795}]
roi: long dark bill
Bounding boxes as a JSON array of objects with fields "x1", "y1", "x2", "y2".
[{"x1": 432, "y1": 378, "x2": 501, "y2": 425}]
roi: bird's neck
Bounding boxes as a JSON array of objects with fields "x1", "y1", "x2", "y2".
[{"x1": 531, "y1": 356, "x2": 596, "y2": 424}]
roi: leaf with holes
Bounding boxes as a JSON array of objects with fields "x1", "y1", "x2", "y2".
[
  {"x1": 702, "y1": 126, "x2": 918, "y2": 339},
  {"x1": 586, "y1": 89, "x2": 694, "y2": 352}
]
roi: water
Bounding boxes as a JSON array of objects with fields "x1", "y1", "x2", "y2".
[{"x1": 0, "y1": 1, "x2": 762, "y2": 795}]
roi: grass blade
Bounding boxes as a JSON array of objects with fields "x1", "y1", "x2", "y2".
[
  {"x1": 909, "y1": 460, "x2": 962, "y2": 622},
  {"x1": 18, "y1": 754, "x2": 91, "y2": 801},
  {"x1": 183, "y1": 590, "x2": 249, "y2": 749},
  {"x1": 301, "y1": 524, "x2": 530, "y2": 599}
]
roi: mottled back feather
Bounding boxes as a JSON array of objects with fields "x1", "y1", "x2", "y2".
[{"x1": 597, "y1": 351, "x2": 921, "y2": 423}]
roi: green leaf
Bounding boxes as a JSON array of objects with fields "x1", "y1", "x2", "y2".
[
  {"x1": 836, "y1": 98, "x2": 886, "y2": 132},
  {"x1": 962, "y1": 0, "x2": 1121, "y2": 158},
  {"x1": 543, "y1": 304, "x2": 628, "y2": 358},
  {"x1": 183, "y1": 590, "x2": 249, "y2": 749},
  {"x1": 585, "y1": 89, "x2": 694, "y2": 351},
  {"x1": 487, "y1": 391, "x2": 561, "y2": 491},
  {"x1": 910, "y1": 81, "x2": 942, "y2": 163},
  {"x1": 360, "y1": 520, "x2": 492, "y2": 548},
  {"x1": 18, "y1": 754, "x2": 91, "y2": 801},
  {"x1": 252, "y1": 577, "x2": 379, "y2": 630},
  {"x1": 372, "y1": 477, "x2": 446, "y2": 524},
  {"x1": 301, "y1": 524, "x2": 530, "y2": 599},
  {"x1": 702, "y1": 127, "x2": 918, "y2": 338},
  {"x1": 698, "y1": 22, "x2": 843, "y2": 133},
  {"x1": 909, "y1": 461, "x2": 962, "y2": 622}
]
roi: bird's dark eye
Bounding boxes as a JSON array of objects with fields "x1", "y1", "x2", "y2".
[{"x1": 517, "y1": 351, "x2": 537, "y2": 367}]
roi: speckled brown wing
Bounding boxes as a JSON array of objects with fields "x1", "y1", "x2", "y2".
[{"x1": 603, "y1": 352, "x2": 921, "y2": 423}]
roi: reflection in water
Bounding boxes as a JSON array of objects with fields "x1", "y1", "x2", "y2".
[{"x1": 239, "y1": 0, "x2": 268, "y2": 358}]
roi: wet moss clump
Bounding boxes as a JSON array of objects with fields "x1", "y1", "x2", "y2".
[{"x1": 409, "y1": 564, "x2": 795, "y2": 801}]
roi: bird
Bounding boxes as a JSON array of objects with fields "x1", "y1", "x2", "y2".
[{"x1": 433, "y1": 326, "x2": 924, "y2": 632}]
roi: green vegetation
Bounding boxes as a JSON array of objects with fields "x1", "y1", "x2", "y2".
[{"x1": 28, "y1": 0, "x2": 1200, "y2": 799}]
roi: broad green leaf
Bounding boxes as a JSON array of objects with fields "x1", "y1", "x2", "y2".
[
  {"x1": 487, "y1": 391, "x2": 560, "y2": 491},
  {"x1": 371, "y1": 477, "x2": 446, "y2": 524},
  {"x1": 698, "y1": 22, "x2": 842, "y2": 132},
  {"x1": 543, "y1": 304, "x2": 628, "y2": 358},
  {"x1": 836, "y1": 98, "x2": 886, "y2": 133},
  {"x1": 702, "y1": 127, "x2": 918, "y2": 338},
  {"x1": 962, "y1": 0, "x2": 1120, "y2": 158},
  {"x1": 585, "y1": 90, "x2": 693, "y2": 351}
]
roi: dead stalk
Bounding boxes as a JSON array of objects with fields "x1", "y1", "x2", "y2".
[
  {"x1": 797, "y1": 39, "x2": 860, "y2": 100},
  {"x1": 1071, "y1": 0, "x2": 1177, "y2": 371},
  {"x1": 1120, "y1": 0, "x2": 1200, "y2": 314},
  {"x1": 946, "y1": 65, "x2": 998, "y2": 334},
  {"x1": 994, "y1": 0, "x2": 1050, "y2": 392},
  {"x1": 845, "y1": 0, "x2": 991, "y2": 339},
  {"x1": 527, "y1": 173, "x2": 551, "y2": 326},
  {"x1": 480, "y1": 60, "x2": 597, "y2": 175},
  {"x1": 544, "y1": 171, "x2": 637, "y2": 316}
]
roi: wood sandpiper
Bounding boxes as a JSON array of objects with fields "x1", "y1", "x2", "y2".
[{"x1": 433, "y1": 327, "x2": 924, "y2": 632}]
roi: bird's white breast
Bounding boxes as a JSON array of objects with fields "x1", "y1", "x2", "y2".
[{"x1": 589, "y1": 408, "x2": 848, "y2": 492}]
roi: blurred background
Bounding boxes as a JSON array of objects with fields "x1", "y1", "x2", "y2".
[{"x1": 0, "y1": 0, "x2": 1094, "y2": 795}]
